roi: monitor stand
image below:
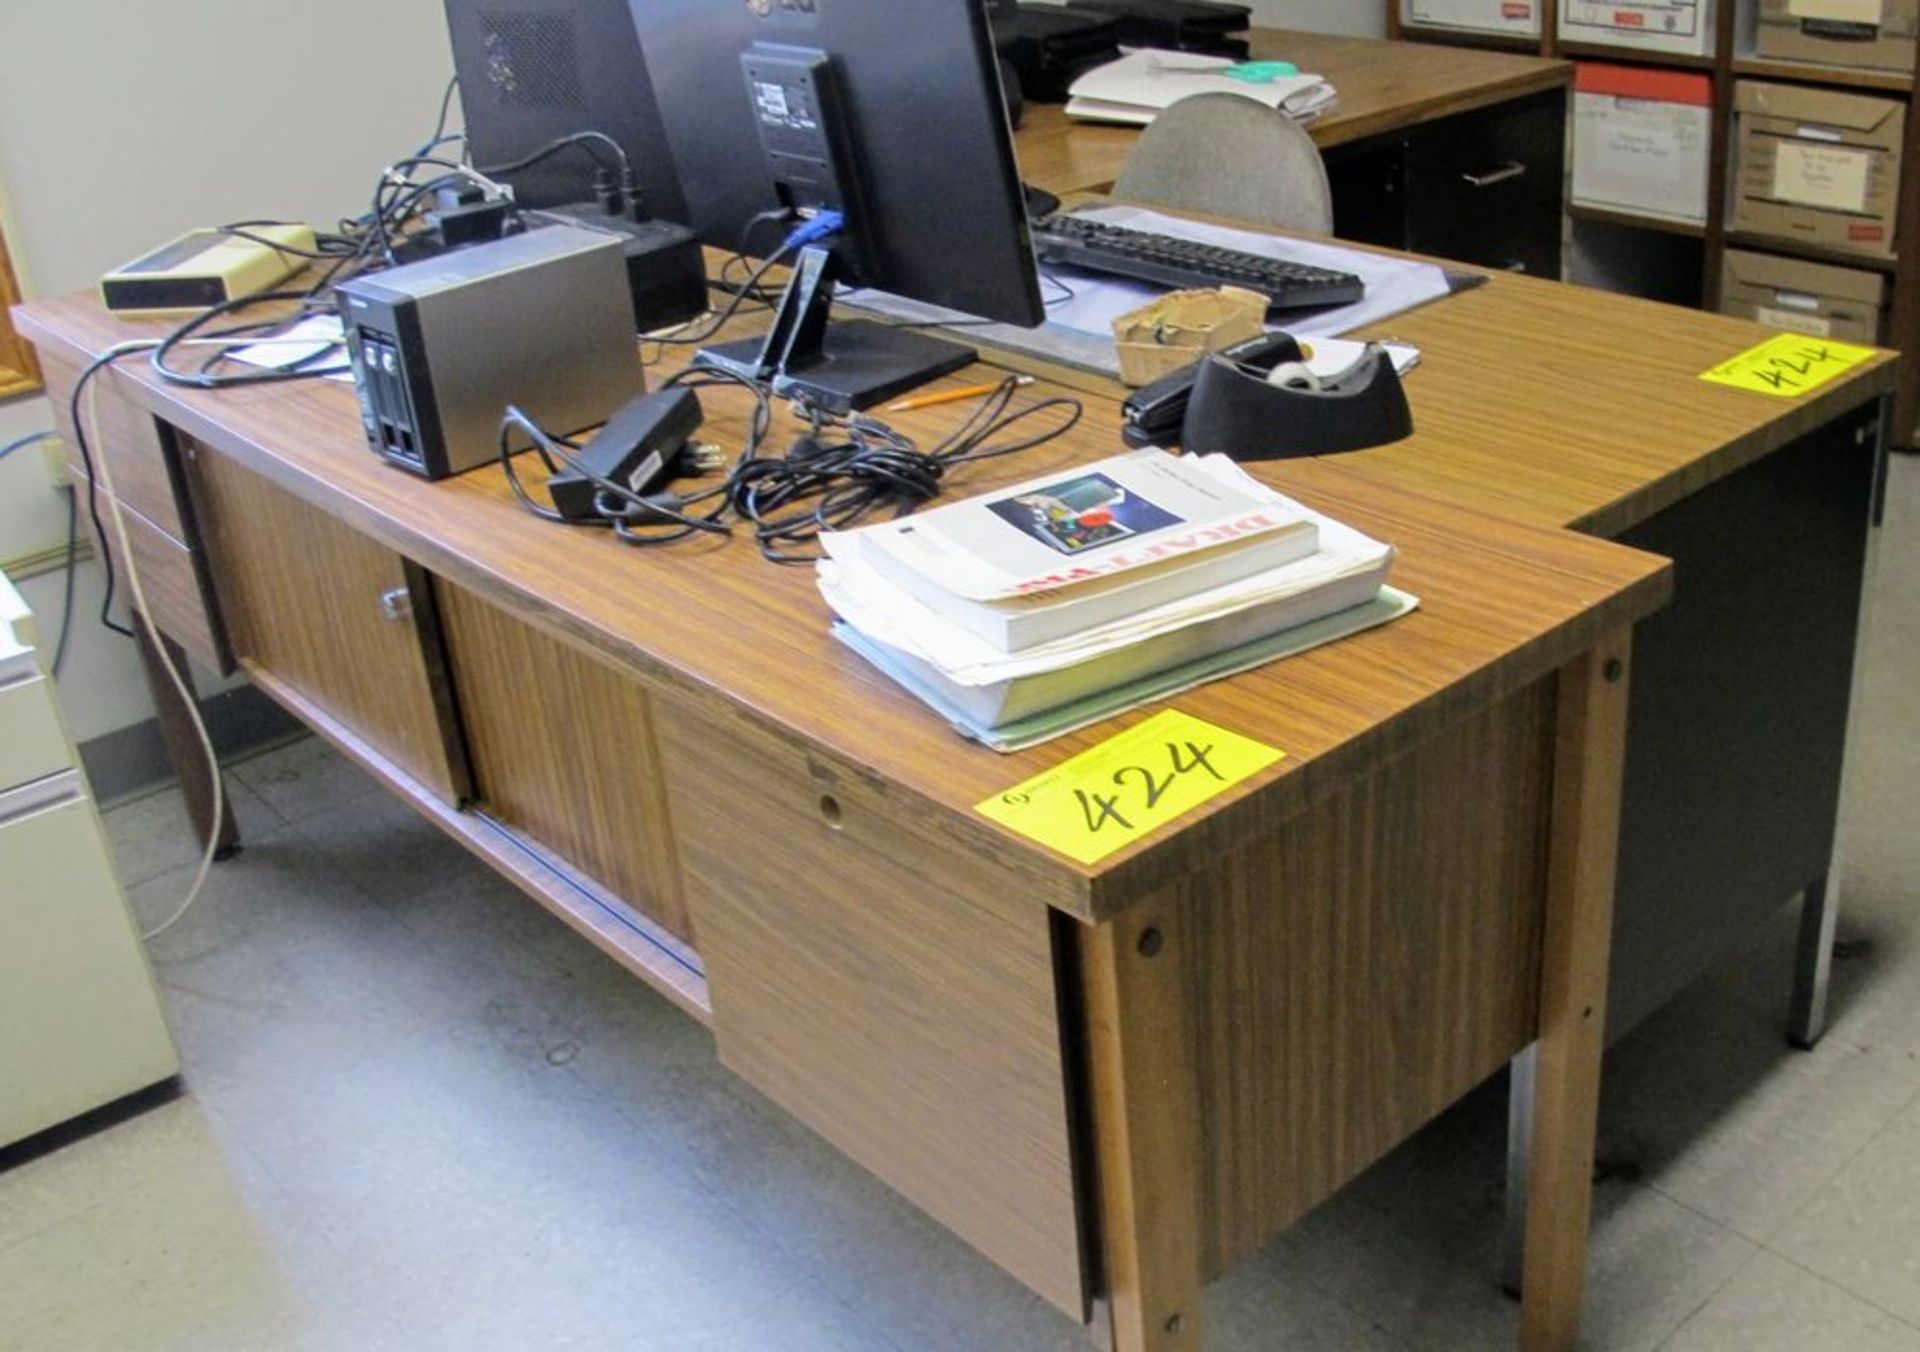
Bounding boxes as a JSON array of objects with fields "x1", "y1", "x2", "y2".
[{"x1": 694, "y1": 245, "x2": 976, "y2": 414}]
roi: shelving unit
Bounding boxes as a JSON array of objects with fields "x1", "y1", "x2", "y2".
[{"x1": 1390, "y1": 1, "x2": 1920, "y2": 448}]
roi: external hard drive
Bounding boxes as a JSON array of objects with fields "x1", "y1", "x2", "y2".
[{"x1": 336, "y1": 223, "x2": 644, "y2": 480}]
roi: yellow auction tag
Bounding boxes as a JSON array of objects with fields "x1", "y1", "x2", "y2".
[
  {"x1": 1700, "y1": 334, "x2": 1877, "y2": 398},
  {"x1": 975, "y1": 709, "x2": 1285, "y2": 866}
]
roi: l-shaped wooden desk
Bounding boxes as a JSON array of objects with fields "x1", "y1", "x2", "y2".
[{"x1": 15, "y1": 232, "x2": 1892, "y2": 1351}]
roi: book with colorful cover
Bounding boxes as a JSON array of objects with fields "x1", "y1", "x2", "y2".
[{"x1": 820, "y1": 449, "x2": 1319, "y2": 652}]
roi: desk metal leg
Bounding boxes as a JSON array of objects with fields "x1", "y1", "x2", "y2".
[
  {"x1": 1789, "y1": 875, "x2": 1837, "y2": 1050},
  {"x1": 1502, "y1": 1045, "x2": 1537, "y2": 1300},
  {"x1": 1786, "y1": 413, "x2": 1888, "y2": 1052},
  {"x1": 1520, "y1": 631, "x2": 1632, "y2": 1352},
  {"x1": 133, "y1": 619, "x2": 239, "y2": 861},
  {"x1": 1079, "y1": 904, "x2": 1204, "y2": 1352}
]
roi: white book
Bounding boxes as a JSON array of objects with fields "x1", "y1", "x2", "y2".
[
  {"x1": 820, "y1": 450, "x2": 1319, "y2": 652},
  {"x1": 831, "y1": 565, "x2": 1395, "y2": 730},
  {"x1": 1064, "y1": 49, "x2": 1339, "y2": 127},
  {"x1": 821, "y1": 478, "x2": 1400, "y2": 728}
]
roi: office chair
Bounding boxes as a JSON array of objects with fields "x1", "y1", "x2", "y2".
[{"x1": 1112, "y1": 92, "x2": 1333, "y2": 235}]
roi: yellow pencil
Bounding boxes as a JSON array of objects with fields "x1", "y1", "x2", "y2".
[{"x1": 887, "y1": 375, "x2": 1033, "y2": 413}]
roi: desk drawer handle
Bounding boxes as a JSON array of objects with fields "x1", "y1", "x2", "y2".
[
  {"x1": 378, "y1": 587, "x2": 413, "y2": 622},
  {"x1": 1462, "y1": 162, "x2": 1527, "y2": 188}
]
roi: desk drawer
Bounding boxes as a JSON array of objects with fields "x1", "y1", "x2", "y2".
[
  {"x1": 0, "y1": 671, "x2": 73, "y2": 792},
  {"x1": 42, "y1": 349, "x2": 187, "y2": 540},
  {"x1": 72, "y1": 462, "x2": 231, "y2": 675},
  {"x1": 657, "y1": 696, "x2": 1089, "y2": 1319},
  {"x1": 1404, "y1": 90, "x2": 1566, "y2": 278}
]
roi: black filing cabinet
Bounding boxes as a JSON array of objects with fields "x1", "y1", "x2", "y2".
[{"x1": 1327, "y1": 89, "x2": 1566, "y2": 281}]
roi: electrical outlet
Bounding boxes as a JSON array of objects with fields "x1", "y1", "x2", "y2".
[{"x1": 39, "y1": 436, "x2": 68, "y2": 489}]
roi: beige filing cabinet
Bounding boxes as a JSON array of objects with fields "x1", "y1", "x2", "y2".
[{"x1": 0, "y1": 572, "x2": 177, "y2": 1147}]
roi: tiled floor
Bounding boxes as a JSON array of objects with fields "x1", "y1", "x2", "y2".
[{"x1": 5, "y1": 456, "x2": 1919, "y2": 1350}]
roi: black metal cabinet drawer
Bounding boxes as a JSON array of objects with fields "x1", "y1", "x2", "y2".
[
  {"x1": 1328, "y1": 140, "x2": 1410, "y2": 252},
  {"x1": 1403, "y1": 90, "x2": 1566, "y2": 279}
]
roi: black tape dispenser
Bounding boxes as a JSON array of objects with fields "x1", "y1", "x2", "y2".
[
  {"x1": 1121, "y1": 332, "x2": 1302, "y2": 448},
  {"x1": 1182, "y1": 340, "x2": 1413, "y2": 461},
  {"x1": 1121, "y1": 331, "x2": 1414, "y2": 459}
]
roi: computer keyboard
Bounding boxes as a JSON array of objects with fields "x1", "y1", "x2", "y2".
[{"x1": 1031, "y1": 213, "x2": 1365, "y2": 311}]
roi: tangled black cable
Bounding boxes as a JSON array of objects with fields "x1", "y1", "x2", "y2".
[
  {"x1": 730, "y1": 376, "x2": 1084, "y2": 563},
  {"x1": 148, "y1": 142, "x2": 519, "y2": 392},
  {"x1": 640, "y1": 237, "x2": 802, "y2": 368},
  {"x1": 499, "y1": 371, "x2": 1084, "y2": 565},
  {"x1": 499, "y1": 367, "x2": 772, "y2": 547}
]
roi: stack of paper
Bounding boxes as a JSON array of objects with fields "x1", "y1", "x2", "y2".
[
  {"x1": 819, "y1": 450, "x2": 1415, "y2": 750},
  {"x1": 1065, "y1": 49, "x2": 1339, "y2": 126}
]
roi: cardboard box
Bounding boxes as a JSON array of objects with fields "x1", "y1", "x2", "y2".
[
  {"x1": 1110, "y1": 286, "x2": 1267, "y2": 386},
  {"x1": 1731, "y1": 81, "x2": 1904, "y2": 257},
  {"x1": 1571, "y1": 65, "x2": 1714, "y2": 223},
  {"x1": 1400, "y1": 0, "x2": 1542, "y2": 38},
  {"x1": 1559, "y1": 0, "x2": 1716, "y2": 57},
  {"x1": 1719, "y1": 247, "x2": 1886, "y2": 342},
  {"x1": 1757, "y1": 0, "x2": 1917, "y2": 74}
]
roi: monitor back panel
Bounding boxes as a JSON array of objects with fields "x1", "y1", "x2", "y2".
[
  {"x1": 447, "y1": 0, "x2": 691, "y2": 223},
  {"x1": 634, "y1": 0, "x2": 1043, "y2": 326}
]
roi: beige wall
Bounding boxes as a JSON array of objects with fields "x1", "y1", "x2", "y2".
[{"x1": 0, "y1": 0, "x2": 455, "y2": 741}]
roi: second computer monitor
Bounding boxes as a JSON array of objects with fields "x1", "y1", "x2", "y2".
[
  {"x1": 632, "y1": 0, "x2": 1044, "y2": 329},
  {"x1": 445, "y1": 0, "x2": 690, "y2": 222}
]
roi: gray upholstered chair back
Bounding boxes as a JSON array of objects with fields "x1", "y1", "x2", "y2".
[{"x1": 1111, "y1": 92, "x2": 1334, "y2": 235}]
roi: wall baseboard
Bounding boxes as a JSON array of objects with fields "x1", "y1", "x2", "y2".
[{"x1": 79, "y1": 682, "x2": 304, "y2": 806}]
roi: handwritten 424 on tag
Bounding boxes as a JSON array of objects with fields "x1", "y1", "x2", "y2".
[
  {"x1": 975, "y1": 709, "x2": 1286, "y2": 866},
  {"x1": 1699, "y1": 334, "x2": 1876, "y2": 399}
]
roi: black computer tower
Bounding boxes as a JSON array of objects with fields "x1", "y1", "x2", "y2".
[{"x1": 443, "y1": 0, "x2": 689, "y2": 224}]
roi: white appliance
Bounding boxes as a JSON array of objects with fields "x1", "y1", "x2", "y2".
[{"x1": 0, "y1": 572, "x2": 178, "y2": 1147}]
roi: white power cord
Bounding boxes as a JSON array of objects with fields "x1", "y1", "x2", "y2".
[{"x1": 82, "y1": 340, "x2": 227, "y2": 941}]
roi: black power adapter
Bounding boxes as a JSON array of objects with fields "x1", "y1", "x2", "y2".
[
  {"x1": 528, "y1": 202, "x2": 709, "y2": 333},
  {"x1": 546, "y1": 387, "x2": 706, "y2": 522}
]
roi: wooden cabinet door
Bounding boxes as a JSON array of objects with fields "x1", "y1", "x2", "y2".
[
  {"x1": 185, "y1": 443, "x2": 466, "y2": 804},
  {"x1": 433, "y1": 579, "x2": 692, "y2": 943}
]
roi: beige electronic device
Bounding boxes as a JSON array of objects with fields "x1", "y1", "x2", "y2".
[{"x1": 98, "y1": 223, "x2": 315, "y2": 313}]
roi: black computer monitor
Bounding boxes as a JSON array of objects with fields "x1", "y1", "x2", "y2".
[
  {"x1": 631, "y1": 0, "x2": 1046, "y2": 411},
  {"x1": 444, "y1": 0, "x2": 690, "y2": 224}
]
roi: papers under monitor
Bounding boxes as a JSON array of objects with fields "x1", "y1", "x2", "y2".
[{"x1": 842, "y1": 207, "x2": 1458, "y2": 381}]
